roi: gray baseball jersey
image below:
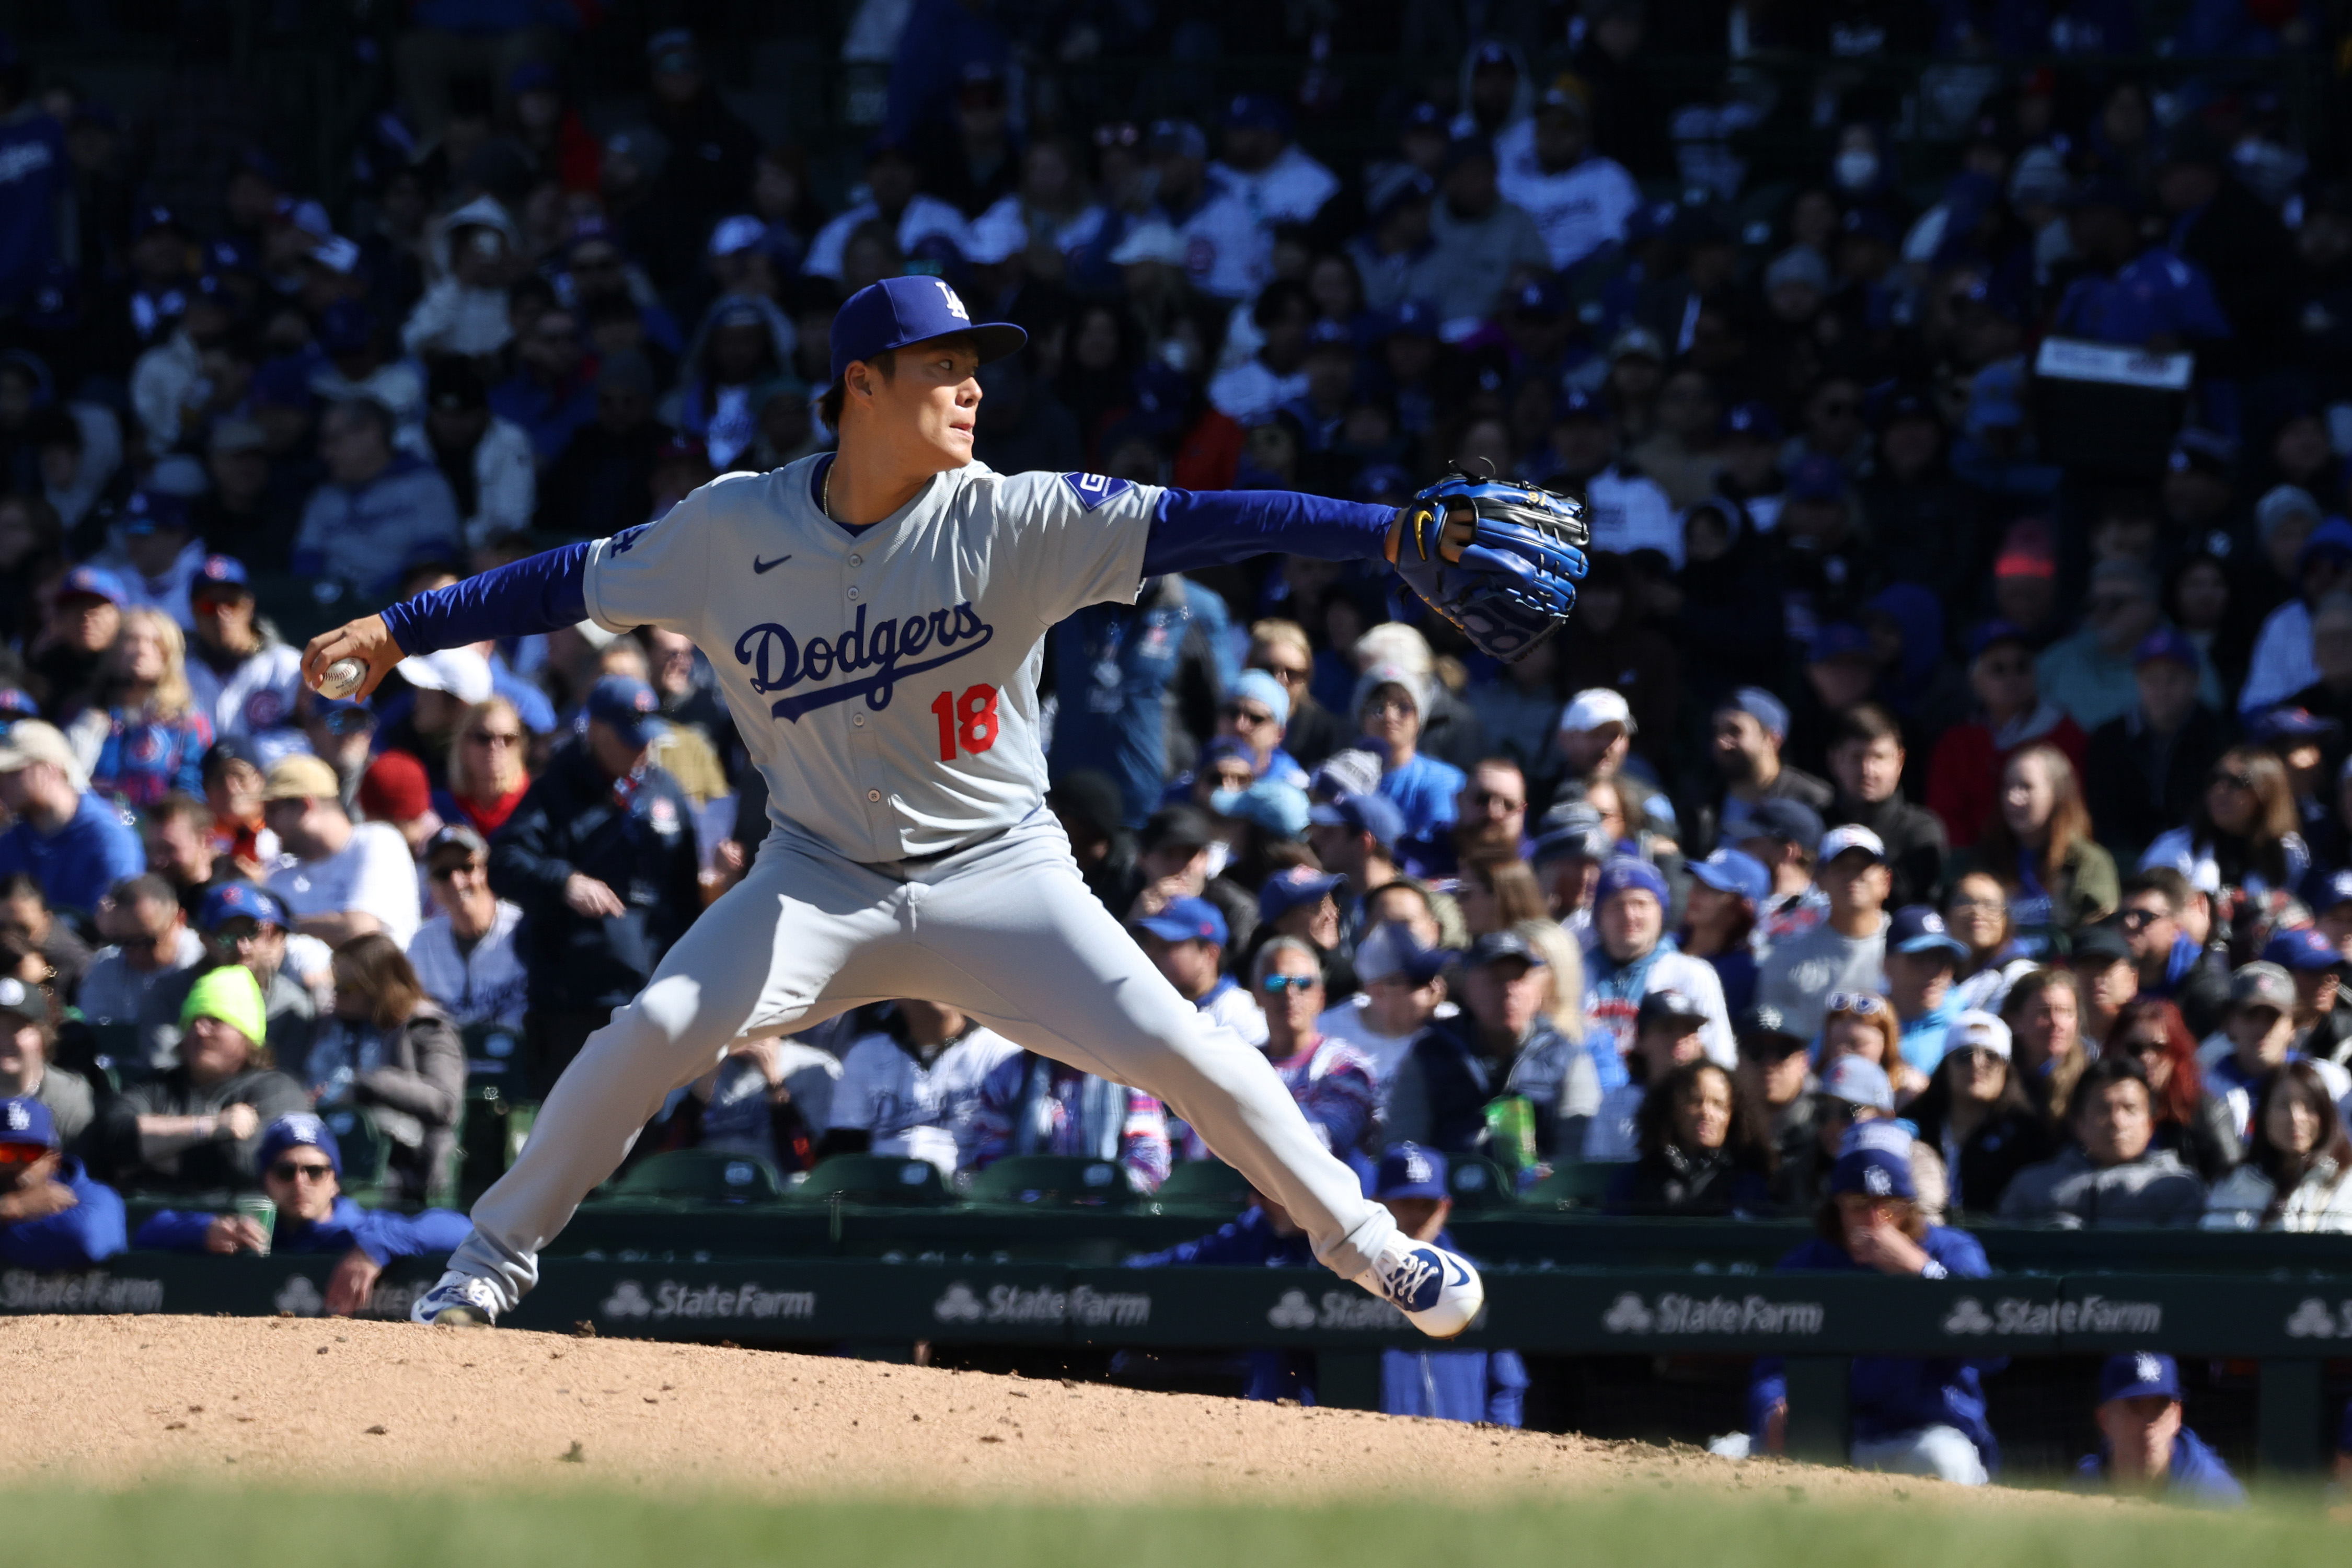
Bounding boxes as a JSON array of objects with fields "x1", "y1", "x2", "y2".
[{"x1": 583, "y1": 458, "x2": 1159, "y2": 861}]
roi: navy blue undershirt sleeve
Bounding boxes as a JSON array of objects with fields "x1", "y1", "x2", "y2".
[
  {"x1": 378, "y1": 541, "x2": 592, "y2": 656},
  {"x1": 1141, "y1": 488, "x2": 1394, "y2": 578}
]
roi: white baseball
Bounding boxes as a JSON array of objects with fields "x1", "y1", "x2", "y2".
[{"x1": 317, "y1": 658, "x2": 366, "y2": 699}]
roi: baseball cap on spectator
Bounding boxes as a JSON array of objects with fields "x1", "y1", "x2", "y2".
[
  {"x1": 0, "y1": 1096, "x2": 59, "y2": 1152},
  {"x1": 359, "y1": 751, "x2": 432, "y2": 823},
  {"x1": 1228, "y1": 668, "x2": 1290, "y2": 731},
  {"x1": 0, "y1": 975, "x2": 51, "y2": 1030},
  {"x1": 2257, "y1": 484, "x2": 2323, "y2": 544},
  {"x1": 197, "y1": 881, "x2": 289, "y2": 932},
  {"x1": 1198, "y1": 736, "x2": 1253, "y2": 775},
  {"x1": 1134, "y1": 896, "x2": 1227, "y2": 947},
  {"x1": 424, "y1": 823, "x2": 490, "y2": 868},
  {"x1": 1635, "y1": 988, "x2": 1706, "y2": 1034},
  {"x1": 2131, "y1": 628, "x2": 2199, "y2": 670},
  {"x1": 1808, "y1": 623, "x2": 1873, "y2": 665},
  {"x1": 257, "y1": 1112, "x2": 342, "y2": 1178},
  {"x1": 2170, "y1": 428, "x2": 2236, "y2": 477},
  {"x1": 2230, "y1": 961, "x2": 2296, "y2": 1013},
  {"x1": 1259, "y1": 865, "x2": 1344, "y2": 925},
  {"x1": 1968, "y1": 620, "x2": 2033, "y2": 660},
  {"x1": 397, "y1": 647, "x2": 494, "y2": 705},
  {"x1": 1146, "y1": 119, "x2": 1208, "y2": 159},
  {"x1": 1596, "y1": 856, "x2": 1668, "y2": 907},
  {"x1": 180, "y1": 963, "x2": 268, "y2": 1044},
  {"x1": 1689, "y1": 847, "x2": 1769, "y2": 906},
  {"x1": 1374, "y1": 1143, "x2": 1448, "y2": 1201},
  {"x1": 1222, "y1": 91, "x2": 1290, "y2": 132},
  {"x1": 1823, "y1": 1055, "x2": 1895, "y2": 1113},
  {"x1": 1140, "y1": 804, "x2": 1216, "y2": 855},
  {"x1": 120, "y1": 488, "x2": 189, "y2": 538},
  {"x1": 1745, "y1": 797, "x2": 1825, "y2": 851},
  {"x1": 1468, "y1": 929, "x2": 1548, "y2": 971},
  {"x1": 2312, "y1": 869, "x2": 2352, "y2": 915},
  {"x1": 1949, "y1": 1010, "x2": 2013, "y2": 1059},
  {"x1": 1529, "y1": 803, "x2": 1612, "y2": 866},
  {"x1": 1735, "y1": 1004, "x2": 1805, "y2": 1058},
  {"x1": 1554, "y1": 386, "x2": 1605, "y2": 424},
  {"x1": 1307, "y1": 791, "x2": 1404, "y2": 851},
  {"x1": 1608, "y1": 325, "x2": 1664, "y2": 365},
  {"x1": 2099, "y1": 1352, "x2": 2182, "y2": 1405},
  {"x1": 2298, "y1": 518, "x2": 2352, "y2": 571},
  {"x1": 585, "y1": 675, "x2": 666, "y2": 751},
  {"x1": 2068, "y1": 922, "x2": 2132, "y2": 967},
  {"x1": 1559, "y1": 687, "x2": 1635, "y2": 736},
  {"x1": 1378, "y1": 299, "x2": 1440, "y2": 341},
  {"x1": 1784, "y1": 455, "x2": 1846, "y2": 503},
  {"x1": 1717, "y1": 686, "x2": 1790, "y2": 739},
  {"x1": 707, "y1": 214, "x2": 766, "y2": 259},
  {"x1": 1818, "y1": 824, "x2": 1887, "y2": 866},
  {"x1": 57, "y1": 563, "x2": 126, "y2": 605},
  {"x1": 1511, "y1": 276, "x2": 1567, "y2": 319},
  {"x1": 188, "y1": 555, "x2": 252, "y2": 606},
  {"x1": 2254, "y1": 706, "x2": 2340, "y2": 746},
  {"x1": 1209, "y1": 780, "x2": 1310, "y2": 839},
  {"x1": 310, "y1": 696, "x2": 376, "y2": 737},
  {"x1": 828, "y1": 275, "x2": 1026, "y2": 389},
  {"x1": 2262, "y1": 927, "x2": 2340, "y2": 972},
  {"x1": 0, "y1": 720, "x2": 80, "y2": 783},
  {"x1": 1108, "y1": 221, "x2": 1187, "y2": 267},
  {"x1": 1354, "y1": 921, "x2": 1450, "y2": 986},
  {"x1": 1828, "y1": 1118, "x2": 1913, "y2": 1196},
  {"x1": 1762, "y1": 246, "x2": 1830, "y2": 294},
  {"x1": 1721, "y1": 401, "x2": 1782, "y2": 441},
  {"x1": 1968, "y1": 360, "x2": 2030, "y2": 430},
  {"x1": 1887, "y1": 905, "x2": 1968, "y2": 960},
  {"x1": 261, "y1": 753, "x2": 342, "y2": 803}
]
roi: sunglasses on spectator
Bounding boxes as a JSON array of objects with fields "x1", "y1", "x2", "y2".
[
  {"x1": 1825, "y1": 992, "x2": 1887, "y2": 1016},
  {"x1": 1468, "y1": 789, "x2": 1525, "y2": 814},
  {"x1": 1251, "y1": 660, "x2": 1311, "y2": 684},
  {"x1": 2108, "y1": 1034, "x2": 2167, "y2": 1058},
  {"x1": 269, "y1": 1160, "x2": 336, "y2": 1183},
  {"x1": 1946, "y1": 895, "x2": 2003, "y2": 914},
  {"x1": 1261, "y1": 974, "x2": 1319, "y2": 994},
  {"x1": 2116, "y1": 907, "x2": 2165, "y2": 929},
  {"x1": 0, "y1": 1143, "x2": 48, "y2": 1167},
  {"x1": 1223, "y1": 705, "x2": 1276, "y2": 728}
]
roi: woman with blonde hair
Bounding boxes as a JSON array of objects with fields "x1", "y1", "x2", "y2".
[
  {"x1": 1457, "y1": 857, "x2": 1549, "y2": 936},
  {"x1": 432, "y1": 696, "x2": 533, "y2": 836},
  {"x1": 1502, "y1": 917, "x2": 1598, "y2": 1161},
  {"x1": 79, "y1": 606, "x2": 213, "y2": 807}
]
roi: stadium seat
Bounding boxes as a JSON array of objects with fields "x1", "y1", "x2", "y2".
[
  {"x1": 609, "y1": 1148, "x2": 787, "y2": 1205},
  {"x1": 1149, "y1": 1157, "x2": 1251, "y2": 1210},
  {"x1": 962, "y1": 1155, "x2": 1135, "y2": 1208},
  {"x1": 792, "y1": 1152, "x2": 950, "y2": 1206},
  {"x1": 1443, "y1": 1155, "x2": 1517, "y2": 1210},
  {"x1": 1520, "y1": 1161, "x2": 1617, "y2": 1212}
]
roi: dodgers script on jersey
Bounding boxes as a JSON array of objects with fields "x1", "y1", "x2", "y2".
[{"x1": 581, "y1": 457, "x2": 1157, "y2": 862}]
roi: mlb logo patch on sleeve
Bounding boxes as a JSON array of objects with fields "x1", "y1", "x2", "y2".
[{"x1": 1060, "y1": 473, "x2": 1134, "y2": 512}]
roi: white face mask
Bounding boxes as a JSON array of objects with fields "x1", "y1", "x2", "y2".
[{"x1": 1834, "y1": 148, "x2": 1880, "y2": 191}]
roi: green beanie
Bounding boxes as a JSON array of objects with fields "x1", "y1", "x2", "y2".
[{"x1": 181, "y1": 965, "x2": 269, "y2": 1049}]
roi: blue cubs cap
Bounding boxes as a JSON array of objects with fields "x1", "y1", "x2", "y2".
[
  {"x1": 2132, "y1": 627, "x2": 2199, "y2": 670},
  {"x1": 1259, "y1": 865, "x2": 1344, "y2": 925},
  {"x1": 1134, "y1": 895, "x2": 1228, "y2": 947},
  {"x1": 828, "y1": 275, "x2": 1027, "y2": 388},
  {"x1": 1512, "y1": 276, "x2": 1567, "y2": 318},
  {"x1": 1808, "y1": 622, "x2": 1873, "y2": 664},
  {"x1": 1597, "y1": 856, "x2": 1668, "y2": 906},
  {"x1": 1888, "y1": 904, "x2": 1969, "y2": 960},
  {"x1": 1786, "y1": 454, "x2": 1847, "y2": 502},
  {"x1": 2314, "y1": 869, "x2": 2352, "y2": 913},
  {"x1": 190, "y1": 553, "x2": 251, "y2": 597},
  {"x1": 58, "y1": 564, "x2": 126, "y2": 605},
  {"x1": 0, "y1": 1096, "x2": 58, "y2": 1150},
  {"x1": 2262, "y1": 926, "x2": 2341, "y2": 972},
  {"x1": 1468, "y1": 929, "x2": 1548, "y2": 970},
  {"x1": 1374, "y1": 1143, "x2": 1449, "y2": 1201},
  {"x1": 1307, "y1": 791, "x2": 1405, "y2": 851},
  {"x1": 198, "y1": 880, "x2": 289, "y2": 932},
  {"x1": 1828, "y1": 1117, "x2": 1912, "y2": 1194},
  {"x1": 1354, "y1": 921, "x2": 1451, "y2": 986},
  {"x1": 257, "y1": 1112, "x2": 341, "y2": 1178},
  {"x1": 2251, "y1": 705, "x2": 2338, "y2": 743},
  {"x1": 1688, "y1": 847, "x2": 1770, "y2": 907},
  {"x1": 2099, "y1": 1352, "x2": 2182, "y2": 1405},
  {"x1": 1967, "y1": 619, "x2": 2032, "y2": 660},
  {"x1": 1721, "y1": 400, "x2": 1782, "y2": 440},
  {"x1": 121, "y1": 489, "x2": 190, "y2": 536},
  {"x1": 585, "y1": 674, "x2": 665, "y2": 751},
  {"x1": 1744, "y1": 797, "x2": 1824, "y2": 848}
]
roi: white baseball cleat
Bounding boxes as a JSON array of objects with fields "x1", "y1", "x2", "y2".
[
  {"x1": 410, "y1": 1271, "x2": 502, "y2": 1327},
  {"x1": 1354, "y1": 1232, "x2": 1484, "y2": 1340}
]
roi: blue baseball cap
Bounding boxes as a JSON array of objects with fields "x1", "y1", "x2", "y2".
[
  {"x1": 1134, "y1": 895, "x2": 1228, "y2": 947},
  {"x1": 1688, "y1": 847, "x2": 1770, "y2": 907},
  {"x1": 1200, "y1": 735, "x2": 1254, "y2": 773},
  {"x1": 1354, "y1": 921, "x2": 1451, "y2": 986},
  {"x1": 1379, "y1": 299, "x2": 1440, "y2": 339},
  {"x1": 1785, "y1": 454, "x2": 1847, "y2": 502},
  {"x1": 57, "y1": 564, "x2": 126, "y2": 605},
  {"x1": 1308, "y1": 791, "x2": 1405, "y2": 852},
  {"x1": 1208, "y1": 780, "x2": 1310, "y2": 839},
  {"x1": 1967, "y1": 619, "x2": 2031, "y2": 661},
  {"x1": 2298, "y1": 518, "x2": 2352, "y2": 570},
  {"x1": 2251, "y1": 705, "x2": 2338, "y2": 743},
  {"x1": 2313, "y1": 869, "x2": 2352, "y2": 913},
  {"x1": 257, "y1": 1112, "x2": 342, "y2": 1178},
  {"x1": 1721, "y1": 400, "x2": 1782, "y2": 440},
  {"x1": 1374, "y1": 1143, "x2": 1448, "y2": 1201},
  {"x1": 0, "y1": 1096, "x2": 58, "y2": 1150},
  {"x1": 2131, "y1": 628, "x2": 2199, "y2": 670},
  {"x1": 1887, "y1": 904, "x2": 1969, "y2": 960},
  {"x1": 2262, "y1": 926, "x2": 2341, "y2": 972},
  {"x1": 1221, "y1": 91, "x2": 1290, "y2": 133},
  {"x1": 1828, "y1": 1117, "x2": 1912, "y2": 1196},
  {"x1": 121, "y1": 488, "x2": 190, "y2": 536},
  {"x1": 1808, "y1": 622, "x2": 1873, "y2": 664},
  {"x1": 1468, "y1": 929, "x2": 1548, "y2": 971},
  {"x1": 1719, "y1": 685, "x2": 1790, "y2": 739},
  {"x1": 585, "y1": 674, "x2": 666, "y2": 750},
  {"x1": 2099, "y1": 1352, "x2": 2182, "y2": 1405},
  {"x1": 190, "y1": 553, "x2": 251, "y2": 597},
  {"x1": 1596, "y1": 856, "x2": 1668, "y2": 906},
  {"x1": 1259, "y1": 864, "x2": 1344, "y2": 924},
  {"x1": 1744, "y1": 797, "x2": 1824, "y2": 848},
  {"x1": 1228, "y1": 668, "x2": 1290, "y2": 730},
  {"x1": 198, "y1": 880, "x2": 289, "y2": 932},
  {"x1": 827, "y1": 275, "x2": 1027, "y2": 389}
]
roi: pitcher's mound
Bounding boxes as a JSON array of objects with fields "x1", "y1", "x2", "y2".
[{"x1": 0, "y1": 1316, "x2": 2071, "y2": 1507}]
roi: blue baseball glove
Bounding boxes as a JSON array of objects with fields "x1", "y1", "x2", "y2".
[{"x1": 1390, "y1": 472, "x2": 1590, "y2": 661}]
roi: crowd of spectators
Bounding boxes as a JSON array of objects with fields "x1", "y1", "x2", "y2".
[{"x1": 6, "y1": 0, "x2": 2352, "y2": 1466}]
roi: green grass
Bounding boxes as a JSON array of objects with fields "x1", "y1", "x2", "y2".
[{"x1": 0, "y1": 1489, "x2": 2344, "y2": 1568}]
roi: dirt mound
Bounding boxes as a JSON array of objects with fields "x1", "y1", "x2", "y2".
[{"x1": 0, "y1": 1316, "x2": 2089, "y2": 1507}]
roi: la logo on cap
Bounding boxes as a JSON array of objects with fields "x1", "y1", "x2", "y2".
[
  {"x1": 1404, "y1": 1150, "x2": 1432, "y2": 1183},
  {"x1": 935, "y1": 279, "x2": 969, "y2": 321},
  {"x1": 2136, "y1": 1353, "x2": 2164, "y2": 1385},
  {"x1": 5, "y1": 1103, "x2": 27, "y2": 1132}
]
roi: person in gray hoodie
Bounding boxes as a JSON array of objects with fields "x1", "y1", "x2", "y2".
[{"x1": 1997, "y1": 1056, "x2": 2208, "y2": 1226}]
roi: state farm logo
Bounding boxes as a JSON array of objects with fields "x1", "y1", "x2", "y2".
[
  {"x1": 930, "y1": 1281, "x2": 1150, "y2": 1329},
  {"x1": 1940, "y1": 1295, "x2": 2161, "y2": 1335},
  {"x1": 0, "y1": 1269, "x2": 165, "y2": 1313},
  {"x1": 274, "y1": 1276, "x2": 325, "y2": 1316},
  {"x1": 1264, "y1": 1287, "x2": 1409, "y2": 1332},
  {"x1": 599, "y1": 1278, "x2": 816, "y2": 1323},
  {"x1": 1601, "y1": 1291, "x2": 1824, "y2": 1335},
  {"x1": 2285, "y1": 1298, "x2": 2352, "y2": 1338}
]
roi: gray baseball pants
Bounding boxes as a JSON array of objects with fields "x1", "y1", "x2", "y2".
[{"x1": 447, "y1": 811, "x2": 1397, "y2": 1310}]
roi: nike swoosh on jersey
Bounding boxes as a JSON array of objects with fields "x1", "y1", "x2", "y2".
[{"x1": 753, "y1": 555, "x2": 793, "y2": 573}]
